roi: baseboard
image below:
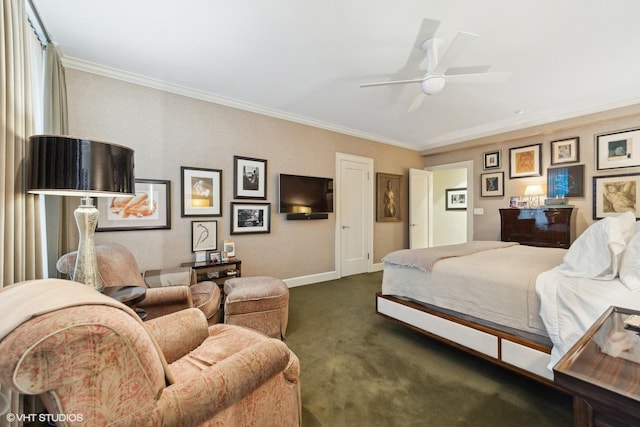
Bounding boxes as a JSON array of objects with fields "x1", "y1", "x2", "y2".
[
  {"x1": 283, "y1": 271, "x2": 340, "y2": 288},
  {"x1": 284, "y1": 264, "x2": 383, "y2": 288},
  {"x1": 371, "y1": 262, "x2": 384, "y2": 272}
]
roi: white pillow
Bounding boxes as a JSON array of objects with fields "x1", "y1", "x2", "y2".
[
  {"x1": 557, "y1": 211, "x2": 636, "y2": 280},
  {"x1": 620, "y1": 230, "x2": 640, "y2": 290}
]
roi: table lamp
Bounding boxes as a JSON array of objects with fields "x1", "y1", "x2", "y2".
[
  {"x1": 524, "y1": 184, "x2": 544, "y2": 208},
  {"x1": 28, "y1": 135, "x2": 135, "y2": 291}
]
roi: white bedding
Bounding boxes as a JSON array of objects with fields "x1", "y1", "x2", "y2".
[
  {"x1": 536, "y1": 268, "x2": 640, "y2": 369},
  {"x1": 535, "y1": 211, "x2": 640, "y2": 369},
  {"x1": 382, "y1": 243, "x2": 566, "y2": 337}
]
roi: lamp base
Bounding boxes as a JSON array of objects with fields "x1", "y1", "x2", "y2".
[{"x1": 73, "y1": 197, "x2": 103, "y2": 292}]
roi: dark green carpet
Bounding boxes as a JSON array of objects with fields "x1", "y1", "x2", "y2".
[{"x1": 285, "y1": 272, "x2": 573, "y2": 427}]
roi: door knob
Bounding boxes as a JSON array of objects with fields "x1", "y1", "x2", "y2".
[{"x1": 342, "y1": 225, "x2": 350, "y2": 229}]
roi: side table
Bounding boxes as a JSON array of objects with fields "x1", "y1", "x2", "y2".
[
  {"x1": 554, "y1": 306, "x2": 640, "y2": 426},
  {"x1": 102, "y1": 285, "x2": 147, "y2": 320},
  {"x1": 181, "y1": 259, "x2": 242, "y2": 287}
]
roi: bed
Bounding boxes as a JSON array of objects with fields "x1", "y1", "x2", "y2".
[{"x1": 376, "y1": 211, "x2": 640, "y2": 385}]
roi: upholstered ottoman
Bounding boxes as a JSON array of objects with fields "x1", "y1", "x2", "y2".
[{"x1": 223, "y1": 276, "x2": 289, "y2": 339}]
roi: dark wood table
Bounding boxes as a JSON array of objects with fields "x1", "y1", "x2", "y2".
[
  {"x1": 102, "y1": 285, "x2": 147, "y2": 319},
  {"x1": 554, "y1": 306, "x2": 640, "y2": 426}
]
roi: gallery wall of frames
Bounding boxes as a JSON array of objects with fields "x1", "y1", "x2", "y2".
[{"x1": 477, "y1": 127, "x2": 640, "y2": 221}]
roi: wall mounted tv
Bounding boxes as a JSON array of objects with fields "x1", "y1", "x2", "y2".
[{"x1": 278, "y1": 174, "x2": 334, "y2": 220}]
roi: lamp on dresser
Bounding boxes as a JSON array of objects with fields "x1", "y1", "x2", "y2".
[
  {"x1": 524, "y1": 184, "x2": 544, "y2": 208},
  {"x1": 28, "y1": 135, "x2": 135, "y2": 291}
]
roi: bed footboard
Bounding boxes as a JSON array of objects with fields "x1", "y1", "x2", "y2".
[{"x1": 376, "y1": 292, "x2": 556, "y2": 385}]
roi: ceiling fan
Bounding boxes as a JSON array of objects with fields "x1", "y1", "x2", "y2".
[{"x1": 360, "y1": 31, "x2": 512, "y2": 111}]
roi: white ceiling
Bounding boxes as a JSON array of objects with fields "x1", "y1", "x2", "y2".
[{"x1": 31, "y1": 0, "x2": 640, "y2": 152}]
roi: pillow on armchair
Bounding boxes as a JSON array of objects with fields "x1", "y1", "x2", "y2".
[{"x1": 57, "y1": 243, "x2": 221, "y2": 324}]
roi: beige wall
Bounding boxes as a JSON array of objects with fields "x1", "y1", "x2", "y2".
[
  {"x1": 422, "y1": 105, "x2": 640, "y2": 241},
  {"x1": 64, "y1": 69, "x2": 424, "y2": 281}
]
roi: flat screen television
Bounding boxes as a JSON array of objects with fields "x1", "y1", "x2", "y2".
[{"x1": 279, "y1": 174, "x2": 333, "y2": 218}]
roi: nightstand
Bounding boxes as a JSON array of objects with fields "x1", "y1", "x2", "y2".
[{"x1": 554, "y1": 306, "x2": 640, "y2": 426}]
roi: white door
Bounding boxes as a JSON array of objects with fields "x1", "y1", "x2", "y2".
[
  {"x1": 337, "y1": 154, "x2": 373, "y2": 277},
  {"x1": 409, "y1": 168, "x2": 432, "y2": 249}
]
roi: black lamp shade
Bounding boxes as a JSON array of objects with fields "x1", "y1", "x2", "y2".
[{"x1": 28, "y1": 135, "x2": 135, "y2": 197}]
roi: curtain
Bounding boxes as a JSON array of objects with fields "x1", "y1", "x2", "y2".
[
  {"x1": 1, "y1": 0, "x2": 45, "y2": 425},
  {"x1": 43, "y1": 42, "x2": 74, "y2": 275}
]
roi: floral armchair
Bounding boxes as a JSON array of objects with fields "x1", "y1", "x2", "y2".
[
  {"x1": 0, "y1": 279, "x2": 301, "y2": 426},
  {"x1": 57, "y1": 243, "x2": 221, "y2": 324}
]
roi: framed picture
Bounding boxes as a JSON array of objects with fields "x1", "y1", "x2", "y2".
[
  {"x1": 596, "y1": 127, "x2": 640, "y2": 170},
  {"x1": 210, "y1": 251, "x2": 222, "y2": 263},
  {"x1": 376, "y1": 173, "x2": 401, "y2": 222},
  {"x1": 97, "y1": 179, "x2": 171, "y2": 231},
  {"x1": 547, "y1": 164, "x2": 585, "y2": 198},
  {"x1": 509, "y1": 143, "x2": 542, "y2": 178},
  {"x1": 234, "y1": 156, "x2": 267, "y2": 199},
  {"x1": 509, "y1": 196, "x2": 520, "y2": 208},
  {"x1": 483, "y1": 150, "x2": 501, "y2": 169},
  {"x1": 191, "y1": 220, "x2": 217, "y2": 252},
  {"x1": 480, "y1": 172, "x2": 504, "y2": 197},
  {"x1": 181, "y1": 166, "x2": 222, "y2": 217},
  {"x1": 593, "y1": 173, "x2": 640, "y2": 219},
  {"x1": 230, "y1": 202, "x2": 271, "y2": 234},
  {"x1": 445, "y1": 188, "x2": 467, "y2": 210},
  {"x1": 223, "y1": 239, "x2": 236, "y2": 258},
  {"x1": 550, "y1": 137, "x2": 579, "y2": 164}
]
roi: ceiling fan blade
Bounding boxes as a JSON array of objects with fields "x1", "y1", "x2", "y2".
[
  {"x1": 407, "y1": 92, "x2": 427, "y2": 112},
  {"x1": 432, "y1": 31, "x2": 478, "y2": 75},
  {"x1": 360, "y1": 78, "x2": 425, "y2": 88},
  {"x1": 445, "y1": 65, "x2": 492, "y2": 75},
  {"x1": 445, "y1": 71, "x2": 513, "y2": 84},
  {"x1": 404, "y1": 19, "x2": 441, "y2": 71}
]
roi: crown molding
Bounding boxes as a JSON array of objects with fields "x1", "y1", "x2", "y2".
[{"x1": 60, "y1": 56, "x2": 419, "y2": 151}]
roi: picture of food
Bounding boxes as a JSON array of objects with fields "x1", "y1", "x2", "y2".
[{"x1": 109, "y1": 192, "x2": 157, "y2": 218}]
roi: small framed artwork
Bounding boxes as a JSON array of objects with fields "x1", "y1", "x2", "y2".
[
  {"x1": 593, "y1": 173, "x2": 640, "y2": 219},
  {"x1": 376, "y1": 173, "x2": 402, "y2": 222},
  {"x1": 234, "y1": 156, "x2": 267, "y2": 199},
  {"x1": 223, "y1": 239, "x2": 236, "y2": 259},
  {"x1": 596, "y1": 127, "x2": 640, "y2": 170},
  {"x1": 480, "y1": 172, "x2": 504, "y2": 197},
  {"x1": 550, "y1": 137, "x2": 579, "y2": 164},
  {"x1": 483, "y1": 150, "x2": 501, "y2": 169},
  {"x1": 547, "y1": 164, "x2": 585, "y2": 198},
  {"x1": 181, "y1": 166, "x2": 222, "y2": 217},
  {"x1": 191, "y1": 220, "x2": 217, "y2": 252},
  {"x1": 97, "y1": 179, "x2": 171, "y2": 231},
  {"x1": 509, "y1": 196, "x2": 520, "y2": 208},
  {"x1": 509, "y1": 143, "x2": 542, "y2": 178},
  {"x1": 231, "y1": 202, "x2": 271, "y2": 234},
  {"x1": 195, "y1": 251, "x2": 207, "y2": 263},
  {"x1": 210, "y1": 251, "x2": 222, "y2": 263},
  {"x1": 445, "y1": 188, "x2": 467, "y2": 210}
]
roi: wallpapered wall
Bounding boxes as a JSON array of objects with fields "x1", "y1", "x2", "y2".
[
  {"x1": 422, "y1": 104, "x2": 640, "y2": 241},
  {"x1": 64, "y1": 68, "x2": 424, "y2": 282}
]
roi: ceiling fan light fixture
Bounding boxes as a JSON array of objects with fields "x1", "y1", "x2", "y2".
[{"x1": 421, "y1": 76, "x2": 446, "y2": 95}]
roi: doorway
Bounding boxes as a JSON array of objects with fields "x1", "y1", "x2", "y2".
[
  {"x1": 426, "y1": 160, "x2": 474, "y2": 246},
  {"x1": 335, "y1": 153, "x2": 373, "y2": 277}
]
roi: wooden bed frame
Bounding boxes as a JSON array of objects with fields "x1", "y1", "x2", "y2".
[{"x1": 376, "y1": 292, "x2": 557, "y2": 386}]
